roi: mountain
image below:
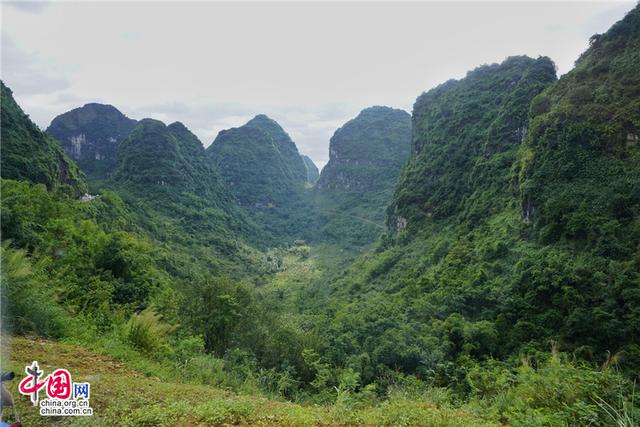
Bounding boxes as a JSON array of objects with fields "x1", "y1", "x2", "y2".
[
  {"x1": 311, "y1": 7, "x2": 640, "y2": 391},
  {"x1": 206, "y1": 115, "x2": 318, "y2": 243},
  {"x1": 390, "y1": 56, "x2": 557, "y2": 228},
  {"x1": 110, "y1": 117, "x2": 268, "y2": 252},
  {"x1": 246, "y1": 114, "x2": 308, "y2": 183},
  {"x1": 310, "y1": 56, "x2": 559, "y2": 378},
  {"x1": 314, "y1": 106, "x2": 411, "y2": 248},
  {"x1": 0, "y1": 81, "x2": 86, "y2": 193},
  {"x1": 3, "y1": 5, "x2": 639, "y2": 425},
  {"x1": 301, "y1": 155, "x2": 319, "y2": 183},
  {"x1": 517, "y1": 6, "x2": 640, "y2": 248},
  {"x1": 114, "y1": 119, "x2": 225, "y2": 198},
  {"x1": 47, "y1": 103, "x2": 137, "y2": 181},
  {"x1": 207, "y1": 115, "x2": 308, "y2": 208},
  {"x1": 317, "y1": 106, "x2": 411, "y2": 193}
]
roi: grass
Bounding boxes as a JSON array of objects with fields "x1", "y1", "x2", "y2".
[{"x1": 3, "y1": 336, "x2": 494, "y2": 426}]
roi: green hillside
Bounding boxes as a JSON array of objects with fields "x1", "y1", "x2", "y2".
[
  {"x1": 114, "y1": 119, "x2": 226, "y2": 198},
  {"x1": 298, "y1": 10, "x2": 639, "y2": 425},
  {"x1": 109, "y1": 117, "x2": 266, "y2": 267},
  {"x1": 301, "y1": 155, "x2": 319, "y2": 183},
  {"x1": 315, "y1": 106, "x2": 411, "y2": 249},
  {"x1": 207, "y1": 118, "x2": 301, "y2": 208},
  {"x1": 245, "y1": 114, "x2": 308, "y2": 183},
  {"x1": 207, "y1": 115, "x2": 318, "y2": 244},
  {"x1": 0, "y1": 81, "x2": 86, "y2": 193}
]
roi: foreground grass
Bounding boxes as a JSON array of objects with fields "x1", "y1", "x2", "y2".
[{"x1": 5, "y1": 336, "x2": 494, "y2": 426}]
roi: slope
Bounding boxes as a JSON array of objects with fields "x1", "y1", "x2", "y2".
[
  {"x1": 315, "y1": 106, "x2": 411, "y2": 249},
  {"x1": 207, "y1": 115, "x2": 318, "y2": 244},
  {"x1": 4, "y1": 336, "x2": 494, "y2": 427},
  {"x1": 308, "y1": 8, "x2": 640, "y2": 397},
  {"x1": 0, "y1": 81, "x2": 86, "y2": 193}
]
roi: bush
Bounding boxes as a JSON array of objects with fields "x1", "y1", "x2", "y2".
[
  {"x1": 126, "y1": 308, "x2": 173, "y2": 355},
  {"x1": 0, "y1": 242, "x2": 69, "y2": 337}
]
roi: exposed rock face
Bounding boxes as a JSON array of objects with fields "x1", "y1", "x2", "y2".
[
  {"x1": 316, "y1": 106, "x2": 411, "y2": 193},
  {"x1": 206, "y1": 115, "x2": 307, "y2": 208},
  {"x1": 0, "y1": 81, "x2": 86, "y2": 193},
  {"x1": 301, "y1": 155, "x2": 319, "y2": 183},
  {"x1": 47, "y1": 103, "x2": 137, "y2": 181}
]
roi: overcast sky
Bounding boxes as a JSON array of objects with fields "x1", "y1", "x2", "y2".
[{"x1": 1, "y1": 1, "x2": 635, "y2": 169}]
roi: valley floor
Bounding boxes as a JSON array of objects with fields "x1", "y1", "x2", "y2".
[{"x1": 4, "y1": 337, "x2": 493, "y2": 427}]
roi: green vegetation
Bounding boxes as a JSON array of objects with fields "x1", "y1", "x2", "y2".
[
  {"x1": 245, "y1": 114, "x2": 308, "y2": 183},
  {"x1": 114, "y1": 119, "x2": 227, "y2": 198},
  {"x1": 47, "y1": 103, "x2": 137, "y2": 182},
  {"x1": 207, "y1": 115, "x2": 319, "y2": 244},
  {"x1": 207, "y1": 121, "x2": 299, "y2": 208},
  {"x1": 1, "y1": 5, "x2": 640, "y2": 426},
  {"x1": 301, "y1": 155, "x2": 319, "y2": 184},
  {"x1": 7, "y1": 337, "x2": 494, "y2": 427},
  {"x1": 293, "y1": 7, "x2": 639, "y2": 425},
  {"x1": 0, "y1": 81, "x2": 85, "y2": 193},
  {"x1": 316, "y1": 106, "x2": 411, "y2": 249}
]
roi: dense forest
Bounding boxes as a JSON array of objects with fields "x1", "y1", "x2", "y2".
[{"x1": 1, "y1": 5, "x2": 639, "y2": 426}]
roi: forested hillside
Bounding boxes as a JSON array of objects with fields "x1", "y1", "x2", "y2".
[
  {"x1": 0, "y1": 82, "x2": 85, "y2": 193},
  {"x1": 47, "y1": 103, "x2": 137, "y2": 182},
  {"x1": 207, "y1": 115, "x2": 319, "y2": 244},
  {"x1": 315, "y1": 106, "x2": 411, "y2": 248},
  {"x1": 297, "y1": 8, "x2": 639, "y2": 424},
  {"x1": 301, "y1": 154, "x2": 319, "y2": 183},
  {"x1": 1, "y1": 4, "x2": 639, "y2": 426},
  {"x1": 207, "y1": 115, "x2": 306, "y2": 208}
]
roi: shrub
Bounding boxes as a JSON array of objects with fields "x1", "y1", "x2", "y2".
[
  {"x1": 0, "y1": 242, "x2": 69, "y2": 337},
  {"x1": 126, "y1": 308, "x2": 173, "y2": 355}
]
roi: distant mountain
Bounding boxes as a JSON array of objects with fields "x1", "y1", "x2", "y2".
[
  {"x1": 1, "y1": 81, "x2": 86, "y2": 193},
  {"x1": 47, "y1": 103, "x2": 137, "y2": 181},
  {"x1": 301, "y1": 155, "x2": 319, "y2": 183},
  {"x1": 315, "y1": 106, "x2": 411, "y2": 248},
  {"x1": 245, "y1": 115, "x2": 308, "y2": 183},
  {"x1": 317, "y1": 106, "x2": 411, "y2": 193},
  {"x1": 113, "y1": 119, "x2": 228, "y2": 200},
  {"x1": 207, "y1": 115, "x2": 307, "y2": 208},
  {"x1": 109, "y1": 117, "x2": 270, "y2": 250},
  {"x1": 207, "y1": 115, "x2": 318, "y2": 243}
]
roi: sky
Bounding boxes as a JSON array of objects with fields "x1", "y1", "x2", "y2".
[{"x1": 1, "y1": 1, "x2": 635, "y2": 170}]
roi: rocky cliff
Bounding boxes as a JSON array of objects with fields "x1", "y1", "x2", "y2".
[
  {"x1": 301, "y1": 155, "x2": 319, "y2": 183},
  {"x1": 47, "y1": 103, "x2": 137, "y2": 181}
]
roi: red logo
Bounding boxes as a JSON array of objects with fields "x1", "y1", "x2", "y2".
[{"x1": 18, "y1": 362, "x2": 72, "y2": 405}]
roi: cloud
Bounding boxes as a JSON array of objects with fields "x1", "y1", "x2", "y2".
[
  {"x1": 1, "y1": 36, "x2": 69, "y2": 95},
  {"x1": 4, "y1": 1, "x2": 49, "y2": 14}
]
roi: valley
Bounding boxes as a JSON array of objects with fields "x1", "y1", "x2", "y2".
[{"x1": 1, "y1": 4, "x2": 639, "y2": 426}]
